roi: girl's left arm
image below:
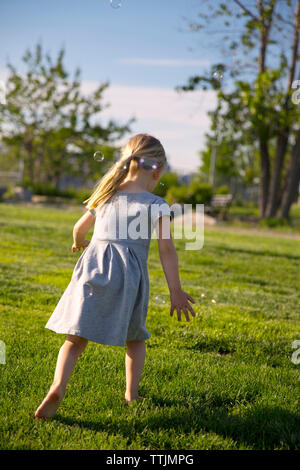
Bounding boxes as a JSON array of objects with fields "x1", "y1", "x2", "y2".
[
  {"x1": 72, "y1": 211, "x2": 95, "y2": 253},
  {"x1": 156, "y1": 216, "x2": 196, "y2": 322}
]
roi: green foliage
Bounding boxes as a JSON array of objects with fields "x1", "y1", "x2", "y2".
[
  {"x1": 178, "y1": 0, "x2": 300, "y2": 219},
  {"x1": 216, "y1": 185, "x2": 229, "y2": 195},
  {"x1": 186, "y1": 181, "x2": 214, "y2": 205},
  {"x1": 0, "y1": 43, "x2": 133, "y2": 189},
  {"x1": 22, "y1": 181, "x2": 92, "y2": 202},
  {"x1": 258, "y1": 218, "x2": 290, "y2": 229},
  {"x1": 165, "y1": 181, "x2": 214, "y2": 206},
  {"x1": 165, "y1": 183, "x2": 189, "y2": 204},
  {"x1": 153, "y1": 172, "x2": 181, "y2": 198}
]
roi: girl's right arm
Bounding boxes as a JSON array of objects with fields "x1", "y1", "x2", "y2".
[
  {"x1": 156, "y1": 215, "x2": 196, "y2": 322},
  {"x1": 72, "y1": 211, "x2": 95, "y2": 253}
]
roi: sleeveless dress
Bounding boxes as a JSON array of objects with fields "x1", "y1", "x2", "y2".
[{"x1": 45, "y1": 190, "x2": 171, "y2": 347}]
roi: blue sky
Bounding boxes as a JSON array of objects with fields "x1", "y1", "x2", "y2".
[{"x1": 0, "y1": 0, "x2": 220, "y2": 173}]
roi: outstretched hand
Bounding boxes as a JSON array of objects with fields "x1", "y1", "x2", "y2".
[
  {"x1": 170, "y1": 289, "x2": 196, "y2": 322},
  {"x1": 72, "y1": 239, "x2": 90, "y2": 253}
]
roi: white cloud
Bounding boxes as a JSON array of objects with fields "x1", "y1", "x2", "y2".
[
  {"x1": 0, "y1": 69, "x2": 9, "y2": 82},
  {"x1": 116, "y1": 58, "x2": 210, "y2": 67},
  {"x1": 82, "y1": 82, "x2": 217, "y2": 173},
  {"x1": 0, "y1": 67, "x2": 217, "y2": 174}
]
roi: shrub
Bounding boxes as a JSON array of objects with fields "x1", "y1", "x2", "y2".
[
  {"x1": 153, "y1": 172, "x2": 181, "y2": 198},
  {"x1": 22, "y1": 182, "x2": 92, "y2": 202},
  {"x1": 216, "y1": 185, "x2": 229, "y2": 195},
  {"x1": 186, "y1": 182, "x2": 214, "y2": 206},
  {"x1": 258, "y1": 217, "x2": 290, "y2": 228},
  {"x1": 165, "y1": 184, "x2": 189, "y2": 205},
  {"x1": 26, "y1": 182, "x2": 60, "y2": 197},
  {"x1": 165, "y1": 182, "x2": 214, "y2": 208}
]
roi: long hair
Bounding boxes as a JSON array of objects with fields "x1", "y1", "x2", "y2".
[{"x1": 83, "y1": 133, "x2": 167, "y2": 211}]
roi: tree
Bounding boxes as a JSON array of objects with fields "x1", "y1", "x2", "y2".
[
  {"x1": 0, "y1": 43, "x2": 133, "y2": 189},
  {"x1": 198, "y1": 105, "x2": 260, "y2": 188},
  {"x1": 178, "y1": 0, "x2": 300, "y2": 219},
  {"x1": 153, "y1": 171, "x2": 181, "y2": 197}
]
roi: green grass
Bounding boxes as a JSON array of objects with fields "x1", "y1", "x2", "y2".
[{"x1": 0, "y1": 202, "x2": 300, "y2": 450}]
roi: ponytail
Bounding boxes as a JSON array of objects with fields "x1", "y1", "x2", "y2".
[{"x1": 83, "y1": 133, "x2": 167, "y2": 211}]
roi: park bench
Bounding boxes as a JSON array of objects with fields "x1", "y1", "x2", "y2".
[{"x1": 206, "y1": 194, "x2": 233, "y2": 220}]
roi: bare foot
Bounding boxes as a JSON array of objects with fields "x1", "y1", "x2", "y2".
[
  {"x1": 35, "y1": 386, "x2": 64, "y2": 419},
  {"x1": 124, "y1": 394, "x2": 144, "y2": 405}
]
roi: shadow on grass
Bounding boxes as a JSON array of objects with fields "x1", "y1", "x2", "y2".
[{"x1": 54, "y1": 399, "x2": 300, "y2": 450}]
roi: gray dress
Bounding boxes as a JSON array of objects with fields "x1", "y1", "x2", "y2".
[{"x1": 45, "y1": 190, "x2": 171, "y2": 347}]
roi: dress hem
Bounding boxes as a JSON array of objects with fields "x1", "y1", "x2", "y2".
[{"x1": 45, "y1": 325, "x2": 150, "y2": 347}]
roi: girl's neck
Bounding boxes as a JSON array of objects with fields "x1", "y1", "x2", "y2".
[{"x1": 118, "y1": 181, "x2": 150, "y2": 193}]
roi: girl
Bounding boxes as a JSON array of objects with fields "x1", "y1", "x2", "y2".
[{"x1": 35, "y1": 133, "x2": 196, "y2": 419}]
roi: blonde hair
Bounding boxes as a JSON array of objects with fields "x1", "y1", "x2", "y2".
[{"x1": 83, "y1": 133, "x2": 167, "y2": 211}]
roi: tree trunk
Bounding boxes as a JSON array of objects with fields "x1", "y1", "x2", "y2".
[
  {"x1": 34, "y1": 138, "x2": 47, "y2": 184},
  {"x1": 276, "y1": 167, "x2": 288, "y2": 213},
  {"x1": 256, "y1": 0, "x2": 275, "y2": 217},
  {"x1": 34, "y1": 151, "x2": 42, "y2": 184},
  {"x1": 280, "y1": 131, "x2": 300, "y2": 219},
  {"x1": 259, "y1": 139, "x2": 270, "y2": 217},
  {"x1": 24, "y1": 139, "x2": 35, "y2": 185},
  {"x1": 266, "y1": 129, "x2": 289, "y2": 217},
  {"x1": 266, "y1": 1, "x2": 300, "y2": 218}
]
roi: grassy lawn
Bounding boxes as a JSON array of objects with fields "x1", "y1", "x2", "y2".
[{"x1": 0, "y1": 202, "x2": 300, "y2": 450}]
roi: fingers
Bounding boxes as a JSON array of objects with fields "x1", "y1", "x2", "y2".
[
  {"x1": 175, "y1": 307, "x2": 190, "y2": 322},
  {"x1": 171, "y1": 302, "x2": 195, "y2": 322},
  {"x1": 182, "y1": 306, "x2": 190, "y2": 322},
  {"x1": 72, "y1": 245, "x2": 83, "y2": 252},
  {"x1": 185, "y1": 293, "x2": 196, "y2": 318},
  {"x1": 169, "y1": 291, "x2": 199, "y2": 322},
  {"x1": 187, "y1": 293, "x2": 196, "y2": 303},
  {"x1": 187, "y1": 303, "x2": 196, "y2": 318}
]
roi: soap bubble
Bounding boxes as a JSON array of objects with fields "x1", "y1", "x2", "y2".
[
  {"x1": 213, "y1": 71, "x2": 224, "y2": 81},
  {"x1": 159, "y1": 182, "x2": 165, "y2": 187},
  {"x1": 93, "y1": 151, "x2": 105, "y2": 162},
  {"x1": 153, "y1": 294, "x2": 166, "y2": 305},
  {"x1": 110, "y1": 0, "x2": 122, "y2": 8}
]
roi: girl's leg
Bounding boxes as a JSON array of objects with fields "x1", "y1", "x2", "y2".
[
  {"x1": 35, "y1": 334, "x2": 88, "y2": 419},
  {"x1": 125, "y1": 339, "x2": 146, "y2": 404}
]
